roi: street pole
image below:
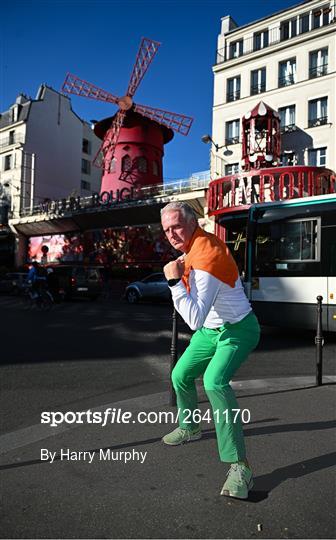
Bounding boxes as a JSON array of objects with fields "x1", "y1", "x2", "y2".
[
  {"x1": 315, "y1": 295, "x2": 324, "y2": 386},
  {"x1": 30, "y1": 153, "x2": 36, "y2": 213},
  {"x1": 10, "y1": 183, "x2": 14, "y2": 214},
  {"x1": 170, "y1": 307, "x2": 178, "y2": 406}
]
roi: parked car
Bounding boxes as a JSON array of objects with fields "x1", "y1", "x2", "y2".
[
  {"x1": 48, "y1": 265, "x2": 103, "y2": 300},
  {"x1": 0, "y1": 272, "x2": 28, "y2": 295},
  {"x1": 124, "y1": 272, "x2": 171, "y2": 304}
]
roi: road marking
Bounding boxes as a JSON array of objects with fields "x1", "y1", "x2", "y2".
[
  {"x1": 0, "y1": 376, "x2": 335, "y2": 456},
  {"x1": 0, "y1": 392, "x2": 169, "y2": 456},
  {"x1": 232, "y1": 376, "x2": 336, "y2": 392}
]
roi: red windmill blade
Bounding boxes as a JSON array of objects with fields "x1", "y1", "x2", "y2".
[
  {"x1": 61, "y1": 37, "x2": 193, "y2": 169},
  {"x1": 62, "y1": 73, "x2": 119, "y2": 105},
  {"x1": 133, "y1": 103, "x2": 193, "y2": 136},
  {"x1": 126, "y1": 37, "x2": 161, "y2": 98}
]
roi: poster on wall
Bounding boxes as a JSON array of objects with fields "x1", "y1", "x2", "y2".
[{"x1": 28, "y1": 234, "x2": 84, "y2": 263}]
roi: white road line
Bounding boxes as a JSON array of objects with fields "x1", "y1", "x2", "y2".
[
  {"x1": 1, "y1": 376, "x2": 335, "y2": 456},
  {"x1": 0, "y1": 391, "x2": 169, "y2": 457}
]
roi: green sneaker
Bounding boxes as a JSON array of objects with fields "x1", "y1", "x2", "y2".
[
  {"x1": 162, "y1": 426, "x2": 201, "y2": 446},
  {"x1": 220, "y1": 463, "x2": 253, "y2": 499}
]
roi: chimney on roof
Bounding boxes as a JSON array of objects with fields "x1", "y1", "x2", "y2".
[
  {"x1": 16, "y1": 94, "x2": 29, "y2": 105},
  {"x1": 221, "y1": 15, "x2": 238, "y2": 34}
]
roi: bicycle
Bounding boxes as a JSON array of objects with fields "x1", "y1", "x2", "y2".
[{"x1": 24, "y1": 284, "x2": 54, "y2": 310}]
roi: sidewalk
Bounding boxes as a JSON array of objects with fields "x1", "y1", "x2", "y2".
[{"x1": 1, "y1": 380, "x2": 335, "y2": 539}]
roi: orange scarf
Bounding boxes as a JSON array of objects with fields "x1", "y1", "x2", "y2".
[{"x1": 181, "y1": 227, "x2": 238, "y2": 293}]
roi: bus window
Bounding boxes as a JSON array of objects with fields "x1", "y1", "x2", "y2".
[
  {"x1": 222, "y1": 221, "x2": 247, "y2": 274},
  {"x1": 321, "y1": 226, "x2": 336, "y2": 276},
  {"x1": 255, "y1": 218, "x2": 320, "y2": 275},
  {"x1": 278, "y1": 221, "x2": 301, "y2": 260}
]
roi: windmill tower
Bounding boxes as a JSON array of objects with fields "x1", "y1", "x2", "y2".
[{"x1": 62, "y1": 38, "x2": 193, "y2": 194}]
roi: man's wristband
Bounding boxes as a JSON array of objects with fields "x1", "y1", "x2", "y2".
[{"x1": 167, "y1": 278, "x2": 181, "y2": 287}]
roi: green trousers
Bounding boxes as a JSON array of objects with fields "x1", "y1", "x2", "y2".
[{"x1": 172, "y1": 311, "x2": 260, "y2": 463}]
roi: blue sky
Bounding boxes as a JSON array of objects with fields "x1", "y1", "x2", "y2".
[{"x1": 2, "y1": 0, "x2": 301, "y2": 180}]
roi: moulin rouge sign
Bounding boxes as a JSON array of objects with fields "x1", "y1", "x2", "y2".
[
  {"x1": 39, "y1": 187, "x2": 136, "y2": 214},
  {"x1": 207, "y1": 166, "x2": 336, "y2": 216}
]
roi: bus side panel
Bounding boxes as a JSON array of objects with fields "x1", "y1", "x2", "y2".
[
  {"x1": 327, "y1": 277, "x2": 336, "y2": 332},
  {"x1": 251, "y1": 301, "x2": 328, "y2": 331},
  {"x1": 251, "y1": 277, "x2": 328, "y2": 331},
  {"x1": 251, "y1": 276, "x2": 328, "y2": 303}
]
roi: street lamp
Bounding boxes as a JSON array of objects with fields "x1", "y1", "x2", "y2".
[
  {"x1": 3, "y1": 181, "x2": 20, "y2": 214},
  {"x1": 201, "y1": 134, "x2": 233, "y2": 156}
]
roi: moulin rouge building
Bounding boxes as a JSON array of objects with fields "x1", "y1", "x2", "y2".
[{"x1": 8, "y1": 0, "x2": 336, "y2": 270}]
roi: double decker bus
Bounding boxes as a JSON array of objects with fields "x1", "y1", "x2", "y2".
[{"x1": 244, "y1": 193, "x2": 336, "y2": 332}]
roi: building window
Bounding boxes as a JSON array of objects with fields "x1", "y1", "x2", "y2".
[
  {"x1": 4, "y1": 154, "x2": 12, "y2": 171},
  {"x1": 253, "y1": 29, "x2": 269, "y2": 51},
  {"x1": 280, "y1": 18, "x2": 297, "y2": 41},
  {"x1": 122, "y1": 154, "x2": 132, "y2": 172},
  {"x1": 137, "y1": 156, "x2": 147, "y2": 173},
  {"x1": 82, "y1": 138, "x2": 91, "y2": 154},
  {"x1": 152, "y1": 161, "x2": 159, "y2": 176},
  {"x1": 229, "y1": 39, "x2": 243, "y2": 59},
  {"x1": 225, "y1": 163, "x2": 239, "y2": 175},
  {"x1": 279, "y1": 105, "x2": 296, "y2": 132},
  {"x1": 308, "y1": 147, "x2": 327, "y2": 167},
  {"x1": 109, "y1": 158, "x2": 116, "y2": 173},
  {"x1": 250, "y1": 68, "x2": 266, "y2": 95},
  {"x1": 81, "y1": 180, "x2": 91, "y2": 191},
  {"x1": 299, "y1": 12, "x2": 310, "y2": 34},
  {"x1": 313, "y1": 6, "x2": 331, "y2": 28},
  {"x1": 308, "y1": 97, "x2": 328, "y2": 128},
  {"x1": 225, "y1": 120, "x2": 240, "y2": 145},
  {"x1": 81, "y1": 158, "x2": 91, "y2": 174},
  {"x1": 11, "y1": 105, "x2": 19, "y2": 123},
  {"x1": 309, "y1": 48, "x2": 328, "y2": 78},
  {"x1": 227, "y1": 76, "x2": 240, "y2": 102},
  {"x1": 9, "y1": 130, "x2": 15, "y2": 145},
  {"x1": 280, "y1": 152, "x2": 297, "y2": 166},
  {"x1": 279, "y1": 58, "x2": 296, "y2": 87}
]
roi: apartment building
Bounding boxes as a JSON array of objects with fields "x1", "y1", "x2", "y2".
[
  {"x1": 0, "y1": 85, "x2": 101, "y2": 223},
  {"x1": 211, "y1": 0, "x2": 336, "y2": 178}
]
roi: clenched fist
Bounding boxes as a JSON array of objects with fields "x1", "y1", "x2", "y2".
[{"x1": 163, "y1": 256, "x2": 185, "y2": 280}]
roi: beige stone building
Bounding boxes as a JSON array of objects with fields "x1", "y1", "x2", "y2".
[
  {"x1": 0, "y1": 85, "x2": 101, "y2": 223},
  {"x1": 211, "y1": 0, "x2": 336, "y2": 179}
]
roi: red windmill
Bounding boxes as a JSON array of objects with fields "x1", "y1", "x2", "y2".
[{"x1": 62, "y1": 37, "x2": 193, "y2": 194}]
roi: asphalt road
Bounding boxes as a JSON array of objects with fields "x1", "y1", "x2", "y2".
[{"x1": 0, "y1": 293, "x2": 335, "y2": 539}]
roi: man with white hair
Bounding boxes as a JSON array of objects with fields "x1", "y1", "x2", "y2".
[{"x1": 160, "y1": 201, "x2": 260, "y2": 499}]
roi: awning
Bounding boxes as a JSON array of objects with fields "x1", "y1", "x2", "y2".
[{"x1": 10, "y1": 192, "x2": 206, "y2": 237}]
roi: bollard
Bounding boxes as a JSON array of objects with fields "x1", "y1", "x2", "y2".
[
  {"x1": 170, "y1": 307, "x2": 178, "y2": 406},
  {"x1": 315, "y1": 295, "x2": 324, "y2": 386}
]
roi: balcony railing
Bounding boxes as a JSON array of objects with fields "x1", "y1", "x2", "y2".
[
  {"x1": 309, "y1": 64, "x2": 328, "y2": 78},
  {"x1": 17, "y1": 172, "x2": 211, "y2": 218},
  {"x1": 278, "y1": 75, "x2": 296, "y2": 87},
  {"x1": 225, "y1": 136, "x2": 240, "y2": 146},
  {"x1": 216, "y1": 17, "x2": 335, "y2": 64},
  {"x1": 250, "y1": 84, "x2": 266, "y2": 96},
  {"x1": 226, "y1": 91, "x2": 240, "y2": 102},
  {"x1": 308, "y1": 116, "x2": 328, "y2": 128},
  {"x1": 280, "y1": 123, "x2": 297, "y2": 134},
  {"x1": 0, "y1": 134, "x2": 25, "y2": 149}
]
